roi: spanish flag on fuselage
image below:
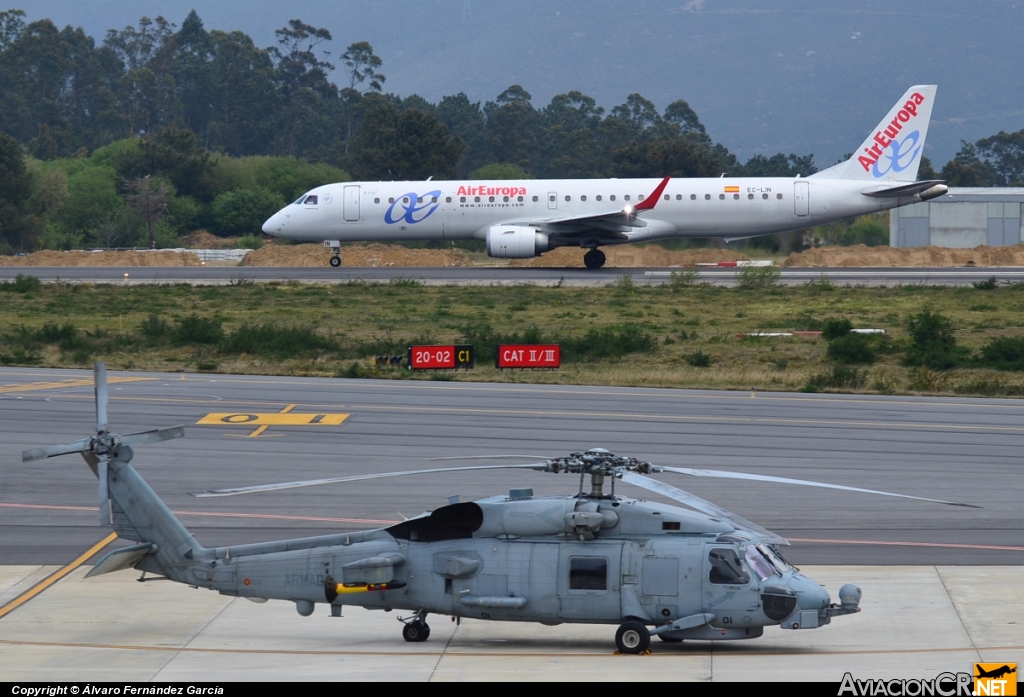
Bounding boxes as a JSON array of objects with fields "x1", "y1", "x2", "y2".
[{"x1": 724, "y1": 186, "x2": 740, "y2": 193}]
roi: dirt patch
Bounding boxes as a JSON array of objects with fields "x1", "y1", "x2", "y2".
[
  {"x1": 511, "y1": 246, "x2": 751, "y2": 267},
  {"x1": 785, "y1": 244, "x2": 1024, "y2": 267},
  {"x1": 0, "y1": 250, "x2": 202, "y2": 266},
  {"x1": 180, "y1": 231, "x2": 240, "y2": 249},
  {"x1": 240, "y1": 243, "x2": 471, "y2": 267}
]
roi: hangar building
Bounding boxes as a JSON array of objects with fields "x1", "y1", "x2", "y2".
[{"x1": 889, "y1": 188, "x2": 1024, "y2": 248}]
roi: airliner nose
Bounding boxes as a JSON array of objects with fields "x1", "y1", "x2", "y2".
[{"x1": 262, "y1": 212, "x2": 282, "y2": 235}]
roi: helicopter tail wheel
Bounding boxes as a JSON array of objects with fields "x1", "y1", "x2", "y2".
[
  {"x1": 583, "y1": 248, "x2": 606, "y2": 269},
  {"x1": 402, "y1": 620, "x2": 430, "y2": 642},
  {"x1": 329, "y1": 254, "x2": 342, "y2": 268},
  {"x1": 615, "y1": 621, "x2": 650, "y2": 654}
]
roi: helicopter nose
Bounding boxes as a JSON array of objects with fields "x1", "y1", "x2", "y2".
[{"x1": 789, "y1": 574, "x2": 831, "y2": 612}]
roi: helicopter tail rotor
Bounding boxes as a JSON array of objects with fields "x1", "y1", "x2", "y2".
[{"x1": 21, "y1": 362, "x2": 186, "y2": 525}]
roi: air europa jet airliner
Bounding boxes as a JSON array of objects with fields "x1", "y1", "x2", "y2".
[{"x1": 262, "y1": 86, "x2": 945, "y2": 269}]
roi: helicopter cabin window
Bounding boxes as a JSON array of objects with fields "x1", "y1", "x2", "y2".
[
  {"x1": 569, "y1": 556, "x2": 607, "y2": 591},
  {"x1": 708, "y1": 548, "x2": 750, "y2": 585}
]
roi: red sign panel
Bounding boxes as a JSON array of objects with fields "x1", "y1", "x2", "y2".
[
  {"x1": 496, "y1": 344, "x2": 561, "y2": 369},
  {"x1": 407, "y1": 345, "x2": 474, "y2": 370}
]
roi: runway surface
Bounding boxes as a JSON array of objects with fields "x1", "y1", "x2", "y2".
[
  {"x1": 1, "y1": 367, "x2": 1021, "y2": 567},
  {"x1": 3, "y1": 264, "x2": 1024, "y2": 286}
]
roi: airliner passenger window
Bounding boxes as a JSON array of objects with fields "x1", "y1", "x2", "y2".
[
  {"x1": 432, "y1": 197, "x2": 438, "y2": 203},
  {"x1": 581, "y1": 195, "x2": 587, "y2": 202},
  {"x1": 374, "y1": 198, "x2": 380, "y2": 204},
  {"x1": 565, "y1": 195, "x2": 571, "y2": 202},
  {"x1": 610, "y1": 195, "x2": 616, "y2": 201},
  {"x1": 403, "y1": 197, "x2": 409, "y2": 204},
  {"x1": 719, "y1": 194, "x2": 725, "y2": 200},
  {"x1": 733, "y1": 194, "x2": 740, "y2": 200},
  {"x1": 748, "y1": 194, "x2": 754, "y2": 200},
  {"x1": 705, "y1": 194, "x2": 711, "y2": 200},
  {"x1": 503, "y1": 196, "x2": 509, "y2": 202},
  {"x1": 777, "y1": 194, "x2": 783, "y2": 199},
  {"x1": 762, "y1": 194, "x2": 768, "y2": 200},
  {"x1": 532, "y1": 196, "x2": 538, "y2": 202},
  {"x1": 549, "y1": 195, "x2": 556, "y2": 202},
  {"x1": 517, "y1": 196, "x2": 523, "y2": 202},
  {"x1": 624, "y1": 195, "x2": 630, "y2": 201},
  {"x1": 638, "y1": 195, "x2": 644, "y2": 201},
  {"x1": 389, "y1": 198, "x2": 395, "y2": 204},
  {"x1": 418, "y1": 197, "x2": 424, "y2": 204},
  {"x1": 489, "y1": 196, "x2": 494, "y2": 202},
  {"x1": 691, "y1": 194, "x2": 696, "y2": 200},
  {"x1": 596, "y1": 195, "x2": 602, "y2": 201},
  {"x1": 304, "y1": 195, "x2": 318, "y2": 205},
  {"x1": 446, "y1": 197, "x2": 451, "y2": 203},
  {"x1": 665, "y1": 194, "x2": 670, "y2": 200},
  {"x1": 460, "y1": 197, "x2": 466, "y2": 203},
  {"x1": 474, "y1": 196, "x2": 480, "y2": 202},
  {"x1": 676, "y1": 194, "x2": 681, "y2": 200}
]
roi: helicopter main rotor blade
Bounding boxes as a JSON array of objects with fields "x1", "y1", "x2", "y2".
[
  {"x1": 120, "y1": 426, "x2": 185, "y2": 447},
  {"x1": 192, "y1": 463, "x2": 550, "y2": 498},
  {"x1": 22, "y1": 438, "x2": 92, "y2": 463},
  {"x1": 97, "y1": 454, "x2": 111, "y2": 526},
  {"x1": 619, "y1": 471, "x2": 787, "y2": 546},
  {"x1": 427, "y1": 455, "x2": 552, "y2": 462},
  {"x1": 657, "y1": 466, "x2": 980, "y2": 508},
  {"x1": 95, "y1": 363, "x2": 109, "y2": 433}
]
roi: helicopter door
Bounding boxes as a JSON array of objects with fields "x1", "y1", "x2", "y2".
[
  {"x1": 557, "y1": 542, "x2": 622, "y2": 621},
  {"x1": 702, "y1": 546, "x2": 759, "y2": 626}
]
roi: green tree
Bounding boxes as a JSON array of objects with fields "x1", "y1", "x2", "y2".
[
  {"x1": 118, "y1": 126, "x2": 214, "y2": 199},
  {"x1": 0, "y1": 128, "x2": 41, "y2": 251},
  {"x1": 349, "y1": 98, "x2": 464, "y2": 180},
  {"x1": 903, "y1": 310, "x2": 964, "y2": 370},
  {"x1": 469, "y1": 163, "x2": 531, "y2": 180},
  {"x1": 211, "y1": 186, "x2": 284, "y2": 236}
]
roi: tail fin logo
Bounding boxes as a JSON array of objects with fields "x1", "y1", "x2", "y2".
[
  {"x1": 858, "y1": 92, "x2": 927, "y2": 176},
  {"x1": 872, "y1": 130, "x2": 922, "y2": 178}
]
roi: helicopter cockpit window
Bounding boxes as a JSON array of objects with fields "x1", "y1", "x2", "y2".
[
  {"x1": 744, "y1": 545, "x2": 777, "y2": 581},
  {"x1": 303, "y1": 195, "x2": 318, "y2": 205},
  {"x1": 708, "y1": 548, "x2": 750, "y2": 585},
  {"x1": 569, "y1": 556, "x2": 607, "y2": 591}
]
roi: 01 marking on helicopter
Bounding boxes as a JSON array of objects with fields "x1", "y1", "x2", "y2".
[
  {"x1": 22, "y1": 364, "x2": 979, "y2": 654},
  {"x1": 197, "y1": 412, "x2": 350, "y2": 425}
]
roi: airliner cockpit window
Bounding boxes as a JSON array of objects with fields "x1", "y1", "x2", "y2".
[
  {"x1": 293, "y1": 196, "x2": 307, "y2": 205},
  {"x1": 304, "y1": 195, "x2": 318, "y2": 205}
]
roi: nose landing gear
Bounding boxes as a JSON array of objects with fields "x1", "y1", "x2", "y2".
[
  {"x1": 583, "y1": 248, "x2": 606, "y2": 269},
  {"x1": 329, "y1": 254, "x2": 342, "y2": 268}
]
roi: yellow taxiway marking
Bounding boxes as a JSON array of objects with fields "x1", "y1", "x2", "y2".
[
  {"x1": 198, "y1": 412, "x2": 349, "y2": 426},
  {"x1": 197, "y1": 403, "x2": 348, "y2": 437},
  {"x1": 0, "y1": 377, "x2": 152, "y2": 394},
  {"x1": 0, "y1": 532, "x2": 116, "y2": 620}
]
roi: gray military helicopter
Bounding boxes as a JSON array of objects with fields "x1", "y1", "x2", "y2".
[{"x1": 24, "y1": 364, "x2": 977, "y2": 654}]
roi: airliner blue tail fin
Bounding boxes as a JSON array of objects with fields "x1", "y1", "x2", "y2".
[{"x1": 812, "y1": 85, "x2": 937, "y2": 183}]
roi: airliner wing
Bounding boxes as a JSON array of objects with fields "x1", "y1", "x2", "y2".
[
  {"x1": 861, "y1": 179, "x2": 946, "y2": 198},
  {"x1": 504, "y1": 177, "x2": 671, "y2": 237}
]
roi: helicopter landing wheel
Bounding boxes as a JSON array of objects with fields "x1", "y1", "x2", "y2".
[
  {"x1": 329, "y1": 254, "x2": 342, "y2": 268},
  {"x1": 403, "y1": 620, "x2": 430, "y2": 642},
  {"x1": 583, "y1": 248, "x2": 606, "y2": 269},
  {"x1": 615, "y1": 620, "x2": 650, "y2": 654}
]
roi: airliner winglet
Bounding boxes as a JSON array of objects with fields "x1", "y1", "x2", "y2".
[{"x1": 264, "y1": 87, "x2": 943, "y2": 269}]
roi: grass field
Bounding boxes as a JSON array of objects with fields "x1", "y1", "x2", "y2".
[{"x1": 3, "y1": 274, "x2": 1024, "y2": 397}]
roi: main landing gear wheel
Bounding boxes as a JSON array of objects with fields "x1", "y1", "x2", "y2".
[
  {"x1": 402, "y1": 620, "x2": 430, "y2": 642},
  {"x1": 615, "y1": 620, "x2": 650, "y2": 654},
  {"x1": 329, "y1": 255, "x2": 342, "y2": 268},
  {"x1": 583, "y1": 249, "x2": 606, "y2": 269}
]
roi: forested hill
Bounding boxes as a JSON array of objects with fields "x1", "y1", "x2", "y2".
[{"x1": 1, "y1": 7, "x2": 1023, "y2": 254}]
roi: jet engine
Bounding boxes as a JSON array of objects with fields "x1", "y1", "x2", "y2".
[{"x1": 486, "y1": 225, "x2": 550, "y2": 258}]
